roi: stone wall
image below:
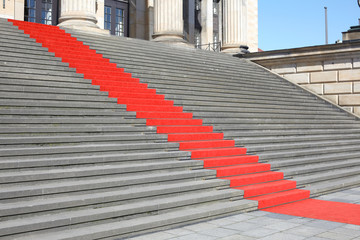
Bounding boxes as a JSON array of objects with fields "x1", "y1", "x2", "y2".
[
  {"x1": 0, "y1": 0, "x2": 24, "y2": 20},
  {"x1": 244, "y1": 42, "x2": 360, "y2": 116}
]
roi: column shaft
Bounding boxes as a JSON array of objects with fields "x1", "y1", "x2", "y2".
[
  {"x1": 58, "y1": 0, "x2": 101, "y2": 31},
  {"x1": 222, "y1": 0, "x2": 248, "y2": 52},
  {"x1": 153, "y1": 0, "x2": 184, "y2": 42}
]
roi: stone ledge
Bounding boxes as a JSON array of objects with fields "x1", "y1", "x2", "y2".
[{"x1": 243, "y1": 41, "x2": 360, "y2": 67}]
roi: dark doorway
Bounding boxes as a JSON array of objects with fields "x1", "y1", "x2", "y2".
[
  {"x1": 24, "y1": 0, "x2": 59, "y2": 25},
  {"x1": 104, "y1": 0, "x2": 129, "y2": 37}
]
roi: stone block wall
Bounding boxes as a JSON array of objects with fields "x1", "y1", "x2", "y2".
[{"x1": 245, "y1": 42, "x2": 360, "y2": 117}]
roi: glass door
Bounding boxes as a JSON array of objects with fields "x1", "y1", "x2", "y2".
[
  {"x1": 104, "y1": 0, "x2": 129, "y2": 36},
  {"x1": 24, "y1": 0, "x2": 58, "y2": 25}
]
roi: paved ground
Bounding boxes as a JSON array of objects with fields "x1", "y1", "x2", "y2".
[{"x1": 127, "y1": 186, "x2": 360, "y2": 240}]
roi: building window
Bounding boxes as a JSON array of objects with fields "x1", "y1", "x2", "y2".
[
  {"x1": 25, "y1": 0, "x2": 36, "y2": 23},
  {"x1": 41, "y1": 0, "x2": 52, "y2": 25},
  {"x1": 104, "y1": 0, "x2": 128, "y2": 36},
  {"x1": 104, "y1": 6, "x2": 111, "y2": 32},
  {"x1": 115, "y1": 8, "x2": 124, "y2": 36}
]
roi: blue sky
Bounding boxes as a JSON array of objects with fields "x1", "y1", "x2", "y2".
[{"x1": 259, "y1": 0, "x2": 360, "y2": 51}]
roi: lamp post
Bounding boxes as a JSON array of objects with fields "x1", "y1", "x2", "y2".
[{"x1": 324, "y1": 7, "x2": 328, "y2": 44}]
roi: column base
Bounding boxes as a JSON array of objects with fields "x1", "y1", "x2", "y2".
[
  {"x1": 59, "y1": 25, "x2": 110, "y2": 35},
  {"x1": 153, "y1": 34, "x2": 193, "y2": 48},
  {"x1": 221, "y1": 44, "x2": 250, "y2": 54},
  {"x1": 58, "y1": 14, "x2": 109, "y2": 35}
]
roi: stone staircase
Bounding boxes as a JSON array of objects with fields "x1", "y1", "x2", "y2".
[
  {"x1": 0, "y1": 17, "x2": 360, "y2": 239},
  {"x1": 0, "y1": 18, "x2": 257, "y2": 239},
  {"x1": 66, "y1": 28, "x2": 360, "y2": 197}
]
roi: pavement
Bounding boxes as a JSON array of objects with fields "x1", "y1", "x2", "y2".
[{"x1": 127, "y1": 186, "x2": 360, "y2": 240}]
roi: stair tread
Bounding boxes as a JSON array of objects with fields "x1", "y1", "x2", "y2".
[{"x1": 8, "y1": 199, "x2": 257, "y2": 240}]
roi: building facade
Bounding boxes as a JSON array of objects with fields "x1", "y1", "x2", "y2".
[{"x1": 0, "y1": 0, "x2": 258, "y2": 53}]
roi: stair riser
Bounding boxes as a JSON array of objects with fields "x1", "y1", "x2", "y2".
[
  {"x1": 213, "y1": 164, "x2": 271, "y2": 177},
  {"x1": 0, "y1": 181, "x2": 229, "y2": 220},
  {"x1": 0, "y1": 161, "x2": 200, "y2": 184},
  {"x1": 0, "y1": 190, "x2": 242, "y2": 237},
  {"x1": 0, "y1": 170, "x2": 215, "y2": 201}
]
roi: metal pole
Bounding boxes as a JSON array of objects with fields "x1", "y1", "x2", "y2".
[{"x1": 324, "y1": 7, "x2": 328, "y2": 44}]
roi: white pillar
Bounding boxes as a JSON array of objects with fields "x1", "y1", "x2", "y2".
[
  {"x1": 153, "y1": 0, "x2": 185, "y2": 43},
  {"x1": 222, "y1": 0, "x2": 248, "y2": 53},
  {"x1": 200, "y1": 0, "x2": 213, "y2": 46},
  {"x1": 58, "y1": 0, "x2": 107, "y2": 34}
]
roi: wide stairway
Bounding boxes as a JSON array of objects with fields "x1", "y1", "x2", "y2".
[{"x1": 0, "y1": 18, "x2": 359, "y2": 239}]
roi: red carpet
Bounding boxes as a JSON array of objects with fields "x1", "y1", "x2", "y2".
[
  {"x1": 264, "y1": 199, "x2": 360, "y2": 225},
  {"x1": 8, "y1": 19, "x2": 359, "y2": 224}
]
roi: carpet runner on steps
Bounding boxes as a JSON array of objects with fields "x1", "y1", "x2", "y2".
[{"x1": 8, "y1": 19, "x2": 310, "y2": 210}]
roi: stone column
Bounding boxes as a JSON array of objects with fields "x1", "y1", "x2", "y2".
[
  {"x1": 222, "y1": 0, "x2": 248, "y2": 53},
  {"x1": 58, "y1": 0, "x2": 108, "y2": 34},
  {"x1": 200, "y1": 0, "x2": 214, "y2": 46},
  {"x1": 153, "y1": 0, "x2": 185, "y2": 44}
]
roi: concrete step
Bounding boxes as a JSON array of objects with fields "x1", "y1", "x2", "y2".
[
  {"x1": 269, "y1": 151, "x2": 360, "y2": 168},
  {"x1": 0, "y1": 71, "x2": 86, "y2": 84},
  {"x1": 0, "y1": 48, "x2": 62, "y2": 62},
  {"x1": 258, "y1": 143, "x2": 360, "y2": 161},
  {"x1": 154, "y1": 87, "x2": 328, "y2": 103},
  {"x1": 172, "y1": 98, "x2": 336, "y2": 112},
  {"x1": 0, "y1": 179, "x2": 229, "y2": 219},
  {"x1": 69, "y1": 33, "x2": 274, "y2": 77},
  {"x1": 0, "y1": 91, "x2": 118, "y2": 104},
  {"x1": 0, "y1": 82, "x2": 107, "y2": 96},
  {"x1": 0, "y1": 41, "x2": 52, "y2": 54},
  {"x1": 113, "y1": 61, "x2": 295, "y2": 89},
  {"x1": 183, "y1": 105, "x2": 343, "y2": 116},
  {"x1": 0, "y1": 65, "x2": 83, "y2": 78},
  {"x1": 193, "y1": 111, "x2": 355, "y2": 121},
  {"x1": 0, "y1": 43, "x2": 55, "y2": 57},
  {"x1": 0, "y1": 133, "x2": 167, "y2": 148},
  {"x1": 306, "y1": 175, "x2": 360, "y2": 197},
  {"x1": 0, "y1": 199, "x2": 257, "y2": 240},
  {"x1": 224, "y1": 128, "x2": 360, "y2": 138},
  {"x1": 78, "y1": 41, "x2": 274, "y2": 74},
  {"x1": 0, "y1": 159, "x2": 199, "y2": 183},
  {"x1": 0, "y1": 142, "x2": 175, "y2": 158},
  {"x1": 0, "y1": 99, "x2": 125, "y2": 109},
  {"x1": 0, "y1": 150, "x2": 190, "y2": 171},
  {"x1": 281, "y1": 158, "x2": 360, "y2": 177},
  {"x1": 205, "y1": 118, "x2": 355, "y2": 125},
  {"x1": 0, "y1": 30, "x2": 37, "y2": 42},
  {"x1": 147, "y1": 80, "x2": 309, "y2": 98},
  {"x1": 294, "y1": 165, "x2": 360, "y2": 186},
  {"x1": 69, "y1": 33, "x2": 259, "y2": 66},
  {"x1": 0, "y1": 108, "x2": 135, "y2": 118},
  {"x1": 235, "y1": 133, "x2": 360, "y2": 145},
  {"x1": 0, "y1": 188, "x2": 242, "y2": 236},
  {"x1": 245, "y1": 138, "x2": 360, "y2": 153},
  {"x1": 0, "y1": 169, "x2": 214, "y2": 200},
  {"x1": 0, "y1": 54, "x2": 70, "y2": 67},
  {"x1": 0, "y1": 58, "x2": 77, "y2": 72},
  {"x1": 165, "y1": 92, "x2": 328, "y2": 108},
  {"x1": 0, "y1": 126, "x2": 155, "y2": 137}
]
